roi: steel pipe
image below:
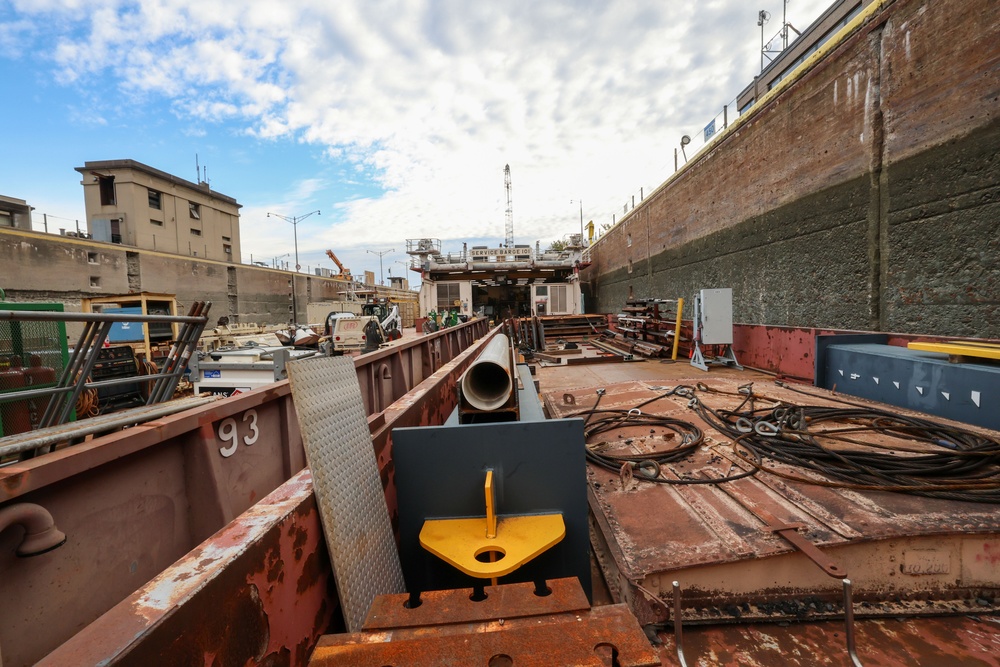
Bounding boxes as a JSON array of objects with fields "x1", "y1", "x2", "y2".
[
  {"x1": 460, "y1": 334, "x2": 513, "y2": 411},
  {"x1": 0, "y1": 396, "x2": 217, "y2": 459}
]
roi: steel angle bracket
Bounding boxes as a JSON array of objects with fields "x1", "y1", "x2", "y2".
[{"x1": 420, "y1": 470, "x2": 566, "y2": 578}]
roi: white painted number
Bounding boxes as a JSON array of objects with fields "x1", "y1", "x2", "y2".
[
  {"x1": 243, "y1": 409, "x2": 259, "y2": 445},
  {"x1": 218, "y1": 418, "x2": 239, "y2": 457},
  {"x1": 218, "y1": 409, "x2": 260, "y2": 457}
]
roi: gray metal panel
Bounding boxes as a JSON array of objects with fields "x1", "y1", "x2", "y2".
[
  {"x1": 699, "y1": 288, "x2": 734, "y2": 344},
  {"x1": 287, "y1": 355, "x2": 405, "y2": 632},
  {"x1": 819, "y1": 342, "x2": 1000, "y2": 430}
]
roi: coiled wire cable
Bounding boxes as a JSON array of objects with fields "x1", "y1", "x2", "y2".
[
  {"x1": 688, "y1": 383, "x2": 1000, "y2": 503},
  {"x1": 569, "y1": 386, "x2": 756, "y2": 485}
]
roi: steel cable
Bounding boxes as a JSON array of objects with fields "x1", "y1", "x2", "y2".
[
  {"x1": 568, "y1": 387, "x2": 757, "y2": 485},
  {"x1": 688, "y1": 384, "x2": 1000, "y2": 503}
]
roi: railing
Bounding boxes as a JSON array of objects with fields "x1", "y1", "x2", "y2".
[{"x1": 0, "y1": 304, "x2": 210, "y2": 454}]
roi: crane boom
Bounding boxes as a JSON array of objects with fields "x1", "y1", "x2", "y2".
[
  {"x1": 325, "y1": 249, "x2": 351, "y2": 279},
  {"x1": 504, "y1": 164, "x2": 513, "y2": 248}
]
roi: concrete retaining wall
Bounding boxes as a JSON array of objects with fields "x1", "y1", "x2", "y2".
[
  {"x1": 583, "y1": 0, "x2": 1000, "y2": 337},
  {"x1": 0, "y1": 229, "x2": 363, "y2": 326}
]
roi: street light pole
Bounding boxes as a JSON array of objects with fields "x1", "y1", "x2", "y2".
[
  {"x1": 367, "y1": 249, "x2": 395, "y2": 286},
  {"x1": 267, "y1": 210, "x2": 320, "y2": 324},
  {"x1": 571, "y1": 200, "x2": 583, "y2": 246}
]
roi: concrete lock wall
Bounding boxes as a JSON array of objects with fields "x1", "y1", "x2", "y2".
[
  {"x1": 582, "y1": 0, "x2": 1000, "y2": 338},
  {"x1": 0, "y1": 228, "x2": 366, "y2": 327}
]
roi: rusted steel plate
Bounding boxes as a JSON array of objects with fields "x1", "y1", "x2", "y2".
[
  {"x1": 38, "y1": 469, "x2": 335, "y2": 667},
  {"x1": 310, "y1": 603, "x2": 659, "y2": 667},
  {"x1": 364, "y1": 578, "x2": 590, "y2": 630},
  {"x1": 657, "y1": 613, "x2": 1000, "y2": 666},
  {"x1": 538, "y1": 370, "x2": 1000, "y2": 625}
]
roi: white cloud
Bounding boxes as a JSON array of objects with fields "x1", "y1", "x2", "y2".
[{"x1": 8, "y1": 0, "x2": 836, "y2": 272}]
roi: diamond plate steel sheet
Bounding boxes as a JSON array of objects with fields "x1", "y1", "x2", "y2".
[{"x1": 287, "y1": 356, "x2": 405, "y2": 632}]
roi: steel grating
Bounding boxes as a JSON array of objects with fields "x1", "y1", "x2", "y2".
[{"x1": 287, "y1": 355, "x2": 405, "y2": 632}]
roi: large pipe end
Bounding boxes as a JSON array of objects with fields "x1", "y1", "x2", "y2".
[{"x1": 461, "y1": 361, "x2": 513, "y2": 411}]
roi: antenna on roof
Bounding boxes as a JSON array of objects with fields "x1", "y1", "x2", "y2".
[
  {"x1": 504, "y1": 164, "x2": 514, "y2": 248},
  {"x1": 196, "y1": 153, "x2": 201, "y2": 183}
]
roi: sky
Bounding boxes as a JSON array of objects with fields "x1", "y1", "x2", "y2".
[{"x1": 0, "y1": 0, "x2": 832, "y2": 285}]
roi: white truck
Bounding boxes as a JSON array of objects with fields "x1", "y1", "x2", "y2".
[{"x1": 320, "y1": 298, "x2": 402, "y2": 356}]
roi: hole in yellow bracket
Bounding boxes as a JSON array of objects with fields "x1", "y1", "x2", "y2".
[{"x1": 475, "y1": 547, "x2": 506, "y2": 563}]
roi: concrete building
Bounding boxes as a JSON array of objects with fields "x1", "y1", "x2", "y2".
[
  {"x1": 408, "y1": 238, "x2": 584, "y2": 320},
  {"x1": 0, "y1": 195, "x2": 33, "y2": 231},
  {"x1": 74, "y1": 160, "x2": 242, "y2": 262}
]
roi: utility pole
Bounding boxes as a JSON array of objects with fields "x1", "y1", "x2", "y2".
[
  {"x1": 368, "y1": 248, "x2": 395, "y2": 286},
  {"x1": 267, "y1": 210, "x2": 320, "y2": 324},
  {"x1": 571, "y1": 200, "x2": 583, "y2": 246}
]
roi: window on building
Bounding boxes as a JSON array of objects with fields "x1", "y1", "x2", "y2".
[
  {"x1": 223, "y1": 243, "x2": 232, "y2": 255},
  {"x1": 189, "y1": 202, "x2": 201, "y2": 219},
  {"x1": 148, "y1": 189, "x2": 162, "y2": 210},
  {"x1": 0, "y1": 211, "x2": 12, "y2": 227},
  {"x1": 98, "y1": 175, "x2": 116, "y2": 206},
  {"x1": 90, "y1": 276, "x2": 101, "y2": 288},
  {"x1": 87, "y1": 252, "x2": 98, "y2": 264},
  {"x1": 151, "y1": 219, "x2": 163, "y2": 226},
  {"x1": 222, "y1": 235, "x2": 231, "y2": 242},
  {"x1": 627, "y1": 233, "x2": 632, "y2": 247},
  {"x1": 436, "y1": 283, "x2": 461, "y2": 310},
  {"x1": 191, "y1": 228, "x2": 202, "y2": 236},
  {"x1": 110, "y1": 218, "x2": 122, "y2": 244}
]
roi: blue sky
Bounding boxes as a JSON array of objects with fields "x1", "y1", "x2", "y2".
[{"x1": 0, "y1": 0, "x2": 831, "y2": 283}]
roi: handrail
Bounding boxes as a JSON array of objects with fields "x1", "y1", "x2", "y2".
[{"x1": 0, "y1": 303, "x2": 211, "y2": 454}]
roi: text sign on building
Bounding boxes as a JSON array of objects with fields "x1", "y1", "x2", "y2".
[{"x1": 469, "y1": 247, "x2": 531, "y2": 260}]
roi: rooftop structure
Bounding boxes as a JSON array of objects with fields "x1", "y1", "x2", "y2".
[
  {"x1": 74, "y1": 159, "x2": 242, "y2": 262},
  {"x1": 407, "y1": 237, "x2": 586, "y2": 319},
  {"x1": 0, "y1": 195, "x2": 33, "y2": 231},
  {"x1": 737, "y1": 0, "x2": 875, "y2": 112}
]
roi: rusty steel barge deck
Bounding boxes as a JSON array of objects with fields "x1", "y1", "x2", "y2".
[
  {"x1": 539, "y1": 358, "x2": 1000, "y2": 666},
  {"x1": 4, "y1": 321, "x2": 1000, "y2": 666}
]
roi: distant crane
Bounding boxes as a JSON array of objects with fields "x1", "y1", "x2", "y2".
[
  {"x1": 325, "y1": 249, "x2": 352, "y2": 280},
  {"x1": 504, "y1": 164, "x2": 514, "y2": 248}
]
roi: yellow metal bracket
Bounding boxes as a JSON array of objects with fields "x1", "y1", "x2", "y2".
[{"x1": 419, "y1": 470, "x2": 566, "y2": 578}]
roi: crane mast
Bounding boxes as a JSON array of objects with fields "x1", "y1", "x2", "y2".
[{"x1": 504, "y1": 164, "x2": 514, "y2": 248}]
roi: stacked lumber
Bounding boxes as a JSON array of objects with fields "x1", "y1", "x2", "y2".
[{"x1": 613, "y1": 298, "x2": 691, "y2": 359}]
